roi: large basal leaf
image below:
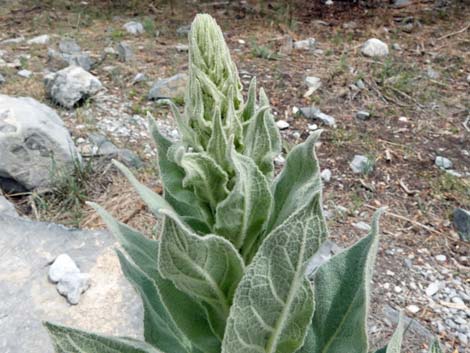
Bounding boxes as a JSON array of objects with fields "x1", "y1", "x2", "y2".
[
  {"x1": 91, "y1": 205, "x2": 222, "y2": 353},
  {"x1": 180, "y1": 151, "x2": 229, "y2": 211},
  {"x1": 214, "y1": 146, "x2": 272, "y2": 255},
  {"x1": 117, "y1": 250, "x2": 192, "y2": 353},
  {"x1": 222, "y1": 192, "x2": 327, "y2": 353},
  {"x1": 45, "y1": 322, "x2": 161, "y2": 353},
  {"x1": 158, "y1": 210, "x2": 245, "y2": 341},
  {"x1": 300, "y1": 209, "x2": 385, "y2": 353},
  {"x1": 148, "y1": 118, "x2": 211, "y2": 232},
  {"x1": 267, "y1": 131, "x2": 322, "y2": 233}
]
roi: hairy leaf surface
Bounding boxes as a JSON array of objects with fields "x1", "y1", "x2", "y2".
[
  {"x1": 267, "y1": 131, "x2": 322, "y2": 233},
  {"x1": 215, "y1": 146, "x2": 272, "y2": 254},
  {"x1": 92, "y1": 204, "x2": 220, "y2": 353},
  {"x1": 222, "y1": 192, "x2": 327, "y2": 353},
  {"x1": 45, "y1": 322, "x2": 161, "y2": 353},
  {"x1": 180, "y1": 152, "x2": 229, "y2": 210},
  {"x1": 300, "y1": 209, "x2": 385, "y2": 353},
  {"x1": 158, "y1": 211, "x2": 244, "y2": 340}
]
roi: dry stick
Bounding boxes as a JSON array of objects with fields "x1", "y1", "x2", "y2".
[
  {"x1": 364, "y1": 204, "x2": 443, "y2": 236},
  {"x1": 437, "y1": 23, "x2": 470, "y2": 41}
]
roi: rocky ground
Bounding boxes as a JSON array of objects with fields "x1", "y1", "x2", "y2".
[{"x1": 0, "y1": 1, "x2": 469, "y2": 352}]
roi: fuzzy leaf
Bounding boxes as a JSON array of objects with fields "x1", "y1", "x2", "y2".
[
  {"x1": 241, "y1": 77, "x2": 257, "y2": 122},
  {"x1": 158, "y1": 211, "x2": 245, "y2": 341},
  {"x1": 207, "y1": 107, "x2": 230, "y2": 172},
  {"x1": 180, "y1": 152, "x2": 229, "y2": 210},
  {"x1": 299, "y1": 209, "x2": 385, "y2": 353},
  {"x1": 268, "y1": 131, "x2": 322, "y2": 233},
  {"x1": 383, "y1": 312, "x2": 405, "y2": 353},
  {"x1": 259, "y1": 88, "x2": 281, "y2": 157},
  {"x1": 214, "y1": 146, "x2": 272, "y2": 254},
  {"x1": 243, "y1": 106, "x2": 275, "y2": 177},
  {"x1": 167, "y1": 101, "x2": 202, "y2": 151},
  {"x1": 222, "y1": 192, "x2": 327, "y2": 353},
  {"x1": 91, "y1": 204, "x2": 220, "y2": 353},
  {"x1": 148, "y1": 118, "x2": 211, "y2": 232},
  {"x1": 45, "y1": 322, "x2": 161, "y2": 353}
]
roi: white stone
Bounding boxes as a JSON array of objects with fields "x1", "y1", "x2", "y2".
[
  {"x1": 353, "y1": 221, "x2": 371, "y2": 232},
  {"x1": 406, "y1": 305, "x2": 420, "y2": 314},
  {"x1": 27, "y1": 34, "x2": 50, "y2": 45},
  {"x1": 467, "y1": 74, "x2": 470, "y2": 83},
  {"x1": 435, "y1": 156, "x2": 453, "y2": 170},
  {"x1": 350, "y1": 155, "x2": 372, "y2": 174},
  {"x1": 175, "y1": 44, "x2": 188, "y2": 52},
  {"x1": 361, "y1": 38, "x2": 389, "y2": 57},
  {"x1": 17, "y1": 70, "x2": 32, "y2": 78},
  {"x1": 321, "y1": 169, "x2": 332, "y2": 182},
  {"x1": 1, "y1": 36, "x2": 25, "y2": 45},
  {"x1": 394, "y1": 286, "x2": 402, "y2": 293},
  {"x1": 425, "y1": 281, "x2": 441, "y2": 297},
  {"x1": 274, "y1": 154, "x2": 286, "y2": 166},
  {"x1": 0, "y1": 95, "x2": 80, "y2": 189},
  {"x1": 308, "y1": 124, "x2": 318, "y2": 130},
  {"x1": 276, "y1": 120, "x2": 290, "y2": 130},
  {"x1": 123, "y1": 21, "x2": 144, "y2": 35},
  {"x1": 294, "y1": 38, "x2": 316, "y2": 51},
  {"x1": 56, "y1": 272, "x2": 91, "y2": 305},
  {"x1": 435, "y1": 254, "x2": 447, "y2": 262},
  {"x1": 45, "y1": 66, "x2": 102, "y2": 109},
  {"x1": 48, "y1": 254, "x2": 80, "y2": 283},
  {"x1": 304, "y1": 76, "x2": 321, "y2": 97}
]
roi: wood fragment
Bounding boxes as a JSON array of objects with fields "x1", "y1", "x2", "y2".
[
  {"x1": 437, "y1": 24, "x2": 470, "y2": 41},
  {"x1": 399, "y1": 179, "x2": 419, "y2": 196}
]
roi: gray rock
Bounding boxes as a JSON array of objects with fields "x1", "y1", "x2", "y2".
[
  {"x1": 118, "y1": 149, "x2": 143, "y2": 169},
  {"x1": 45, "y1": 66, "x2": 102, "y2": 109},
  {"x1": 176, "y1": 25, "x2": 191, "y2": 37},
  {"x1": 435, "y1": 254, "x2": 446, "y2": 262},
  {"x1": 0, "y1": 214, "x2": 143, "y2": 353},
  {"x1": 132, "y1": 73, "x2": 146, "y2": 84},
  {"x1": 27, "y1": 34, "x2": 50, "y2": 45},
  {"x1": 148, "y1": 73, "x2": 188, "y2": 100},
  {"x1": 321, "y1": 169, "x2": 332, "y2": 183},
  {"x1": 353, "y1": 221, "x2": 371, "y2": 232},
  {"x1": 0, "y1": 94, "x2": 80, "y2": 190},
  {"x1": 0, "y1": 73, "x2": 5, "y2": 84},
  {"x1": 356, "y1": 111, "x2": 370, "y2": 120},
  {"x1": 59, "y1": 39, "x2": 81, "y2": 54},
  {"x1": 48, "y1": 254, "x2": 80, "y2": 283},
  {"x1": 453, "y1": 208, "x2": 470, "y2": 242},
  {"x1": 361, "y1": 38, "x2": 389, "y2": 57},
  {"x1": 426, "y1": 281, "x2": 441, "y2": 297},
  {"x1": 299, "y1": 107, "x2": 336, "y2": 127},
  {"x1": 356, "y1": 79, "x2": 366, "y2": 89},
  {"x1": 175, "y1": 43, "x2": 189, "y2": 52},
  {"x1": 392, "y1": 43, "x2": 402, "y2": 51},
  {"x1": 17, "y1": 69, "x2": 32, "y2": 78},
  {"x1": 117, "y1": 42, "x2": 133, "y2": 62},
  {"x1": 47, "y1": 48, "x2": 93, "y2": 72},
  {"x1": 56, "y1": 272, "x2": 91, "y2": 305},
  {"x1": 393, "y1": 0, "x2": 412, "y2": 8},
  {"x1": 350, "y1": 155, "x2": 373, "y2": 174},
  {"x1": 435, "y1": 156, "x2": 452, "y2": 170},
  {"x1": 467, "y1": 74, "x2": 470, "y2": 83},
  {"x1": 0, "y1": 196, "x2": 18, "y2": 217},
  {"x1": 305, "y1": 76, "x2": 322, "y2": 90},
  {"x1": 123, "y1": 21, "x2": 144, "y2": 35},
  {"x1": 294, "y1": 38, "x2": 316, "y2": 51}
]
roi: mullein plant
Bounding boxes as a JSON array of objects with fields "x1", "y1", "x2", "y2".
[{"x1": 46, "y1": 14, "x2": 443, "y2": 353}]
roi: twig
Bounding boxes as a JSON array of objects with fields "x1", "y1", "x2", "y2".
[
  {"x1": 463, "y1": 116, "x2": 470, "y2": 132},
  {"x1": 437, "y1": 23, "x2": 470, "y2": 41},
  {"x1": 387, "y1": 86, "x2": 425, "y2": 109},
  {"x1": 399, "y1": 179, "x2": 419, "y2": 196},
  {"x1": 364, "y1": 204, "x2": 443, "y2": 235}
]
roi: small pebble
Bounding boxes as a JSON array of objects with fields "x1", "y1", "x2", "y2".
[
  {"x1": 435, "y1": 254, "x2": 447, "y2": 262},
  {"x1": 276, "y1": 120, "x2": 290, "y2": 130},
  {"x1": 406, "y1": 305, "x2": 420, "y2": 314}
]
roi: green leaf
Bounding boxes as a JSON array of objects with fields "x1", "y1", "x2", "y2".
[
  {"x1": 214, "y1": 145, "x2": 272, "y2": 255},
  {"x1": 241, "y1": 77, "x2": 257, "y2": 122},
  {"x1": 428, "y1": 339, "x2": 443, "y2": 353},
  {"x1": 117, "y1": 250, "x2": 192, "y2": 353},
  {"x1": 378, "y1": 312, "x2": 405, "y2": 353},
  {"x1": 243, "y1": 106, "x2": 275, "y2": 177},
  {"x1": 222, "y1": 192, "x2": 327, "y2": 353},
  {"x1": 180, "y1": 152, "x2": 229, "y2": 210},
  {"x1": 91, "y1": 204, "x2": 221, "y2": 353},
  {"x1": 267, "y1": 131, "x2": 322, "y2": 233},
  {"x1": 45, "y1": 322, "x2": 161, "y2": 353},
  {"x1": 167, "y1": 102, "x2": 202, "y2": 151},
  {"x1": 207, "y1": 107, "x2": 230, "y2": 172},
  {"x1": 158, "y1": 211, "x2": 245, "y2": 341},
  {"x1": 300, "y1": 209, "x2": 385, "y2": 353},
  {"x1": 259, "y1": 88, "x2": 281, "y2": 157},
  {"x1": 148, "y1": 118, "x2": 211, "y2": 231}
]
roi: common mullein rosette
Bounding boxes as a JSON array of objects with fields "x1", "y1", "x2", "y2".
[{"x1": 45, "y1": 14, "x2": 442, "y2": 353}]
